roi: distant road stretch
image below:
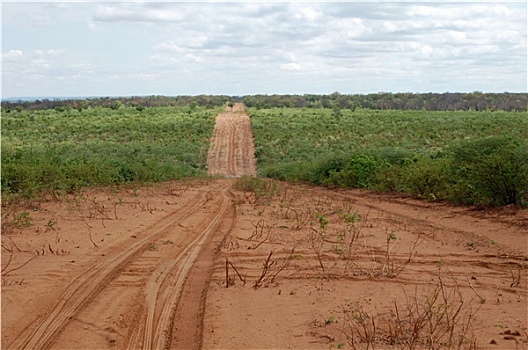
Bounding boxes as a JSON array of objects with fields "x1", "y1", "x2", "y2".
[{"x1": 207, "y1": 103, "x2": 257, "y2": 177}]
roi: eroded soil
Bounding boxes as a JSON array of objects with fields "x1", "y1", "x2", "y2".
[{"x1": 2, "y1": 104, "x2": 527, "y2": 350}]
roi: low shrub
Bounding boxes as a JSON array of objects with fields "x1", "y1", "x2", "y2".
[
  {"x1": 321, "y1": 154, "x2": 386, "y2": 189},
  {"x1": 449, "y1": 137, "x2": 528, "y2": 205}
]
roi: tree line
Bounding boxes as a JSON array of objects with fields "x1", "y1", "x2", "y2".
[
  {"x1": 242, "y1": 92, "x2": 527, "y2": 112},
  {"x1": 2, "y1": 92, "x2": 527, "y2": 112},
  {"x1": 1, "y1": 95, "x2": 230, "y2": 112}
]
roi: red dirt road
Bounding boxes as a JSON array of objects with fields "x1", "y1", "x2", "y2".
[
  {"x1": 2, "y1": 104, "x2": 527, "y2": 350},
  {"x1": 3, "y1": 181, "x2": 234, "y2": 350},
  {"x1": 1, "y1": 104, "x2": 255, "y2": 350},
  {"x1": 207, "y1": 103, "x2": 257, "y2": 177}
]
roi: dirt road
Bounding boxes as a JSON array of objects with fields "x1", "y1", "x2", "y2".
[
  {"x1": 207, "y1": 103, "x2": 257, "y2": 177},
  {"x1": 2, "y1": 104, "x2": 527, "y2": 349},
  {"x1": 3, "y1": 183, "x2": 233, "y2": 349},
  {"x1": 2, "y1": 104, "x2": 254, "y2": 349}
]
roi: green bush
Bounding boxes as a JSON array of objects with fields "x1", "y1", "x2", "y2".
[
  {"x1": 322, "y1": 155, "x2": 386, "y2": 188},
  {"x1": 306, "y1": 156, "x2": 348, "y2": 184},
  {"x1": 232, "y1": 176, "x2": 263, "y2": 192},
  {"x1": 450, "y1": 137, "x2": 528, "y2": 205},
  {"x1": 260, "y1": 162, "x2": 307, "y2": 182},
  {"x1": 233, "y1": 176, "x2": 277, "y2": 202},
  {"x1": 397, "y1": 156, "x2": 454, "y2": 201}
]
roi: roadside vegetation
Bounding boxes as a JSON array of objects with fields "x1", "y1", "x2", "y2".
[
  {"x1": 2, "y1": 93, "x2": 527, "y2": 207},
  {"x1": 249, "y1": 107, "x2": 528, "y2": 206},
  {"x1": 1, "y1": 104, "x2": 221, "y2": 201}
]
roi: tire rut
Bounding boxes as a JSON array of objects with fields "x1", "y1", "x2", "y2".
[
  {"x1": 9, "y1": 188, "x2": 224, "y2": 350},
  {"x1": 128, "y1": 188, "x2": 231, "y2": 350}
]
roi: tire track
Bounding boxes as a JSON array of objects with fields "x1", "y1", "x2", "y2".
[
  {"x1": 9, "y1": 191, "x2": 209, "y2": 350},
  {"x1": 226, "y1": 116, "x2": 237, "y2": 176},
  {"x1": 127, "y1": 188, "x2": 231, "y2": 350},
  {"x1": 324, "y1": 188, "x2": 528, "y2": 258}
]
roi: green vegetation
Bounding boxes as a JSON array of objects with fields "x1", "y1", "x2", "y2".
[
  {"x1": 3, "y1": 94, "x2": 527, "y2": 207},
  {"x1": 249, "y1": 108, "x2": 528, "y2": 206},
  {"x1": 2, "y1": 105, "x2": 220, "y2": 199},
  {"x1": 233, "y1": 176, "x2": 278, "y2": 205}
]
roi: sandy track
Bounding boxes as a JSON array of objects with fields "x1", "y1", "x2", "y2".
[
  {"x1": 207, "y1": 103, "x2": 257, "y2": 177},
  {"x1": 7, "y1": 185, "x2": 231, "y2": 350},
  {"x1": 2, "y1": 104, "x2": 254, "y2": 350}
]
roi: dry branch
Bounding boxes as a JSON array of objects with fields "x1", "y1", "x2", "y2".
[{"x1": 254, "y1": 250, "x2": 275, "y2": 289}]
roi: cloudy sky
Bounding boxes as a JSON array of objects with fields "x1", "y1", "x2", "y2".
[{"x1": 2, "y1": 1, "x2": 526, "y2": 98}]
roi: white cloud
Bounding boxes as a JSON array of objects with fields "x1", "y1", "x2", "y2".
[
  {"x1": 154, "y1": 42, "x2": 185, "y2": 53},
  {"x1": 184, "y1": 54, "x2": 203, "y2": 63},
  {"x1": 345, "y1": 18, "x2": 372, "y2": 38},
  {"x1": 31, "y1": 58, "x2": 51, "y2": 68},
  {"x1": 447, "y1": 31, "x2": 467, "y2": 44},
  {"x1": 2, "y1": 49, "x2": 23, "y2": 60},
  {"x1": 295, "y1": 6, "x2": 322, "y2": 22},
  {"x1": 2, "y1": 2, "x2": 526, "y2": 97},
  {"x1": 148, "y1": 54, "x2": 181, "y2": 65},
  {"x1": 35, "y1": 49, "x2": 65, "y2": 58},
  {"x1": 407, "y1": 4, "x2": 514, "y2": 20},
  {"x1": 69, "y1": 61, "x2": 92, "y2": 69},
  {"x1": 93, "y1": 4, "x2": 183, "y2": 22},
  {"x1": 130, "y1": 73, "x2": 156, "y2": 81},
  {"x1": 280, "y1": 63, "x2": 302, "y2": 71}
]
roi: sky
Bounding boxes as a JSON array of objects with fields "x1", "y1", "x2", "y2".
[{"x1": 1, "y1": 1, "x2": 527, "y2": 98}]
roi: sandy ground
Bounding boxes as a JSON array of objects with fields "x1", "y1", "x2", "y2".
[
  {"x1": 1, "y1": 104, "x2": 527, "y2": 350},
  {"x1": 204, "y1": 184, "x2": 527, "y2": 350}
]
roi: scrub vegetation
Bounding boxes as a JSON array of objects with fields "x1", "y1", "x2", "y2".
[
  {"x1": 249, "y1": 107, "x2": 528, "y2": 206},
  {"x1": 1, "y1": 104, "x2": 221, "y2": 200},
  {"x1": 2, "y1": 93, "x2": 527, "y2": 207}
]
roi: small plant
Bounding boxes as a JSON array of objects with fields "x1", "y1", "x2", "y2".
[
  {"x1": 1, "y1": 207, "x2": 33, "y2": 234},
  {"x1": 325, "y1": 316, "x2": 336, "y2": 325},
  {"x1": 138, "y1": 201, "x2": 155, "y2": 213},
  {"x1": 45, "y1": 217, "x2": 58, "y2": 232},
  {"x1": 342, "y1": 301, "x2": 377, "y2": 348},
  {"x1": 506, "y1": 258, "x2": 523, "y2": 288},
  {"x1": 225, "y1": 258, "x2": 246, "y2": 287},
  {"x1": 1, "y1": 239, "x2": 37, "y2": 277},
  {"x1": 332, "y1": 244, "x2": 345, "y2": 255},
  {"x1": 341, "y1": 211, "x2": 361, "y2": 224},
  {"x1": 379, "y1": 230, "x2": 421, "y2": 278},
  {"x1": 233, "y1": 176, "x2": 278, "y2": 205},
  {"x1": 341, "y1": 274, "x2": 480, "y2": 349},
  {"x1": 253, "y1": 243, "x2": 296, "y2": 289},
  {"x1": 314, "y1": 211, "x2": 329, "y2": 230},
  {"x1": 387, "y1": 231, "x2": 398, "y2": 241},
  {"x1": 309, "y1": 229, "x2": 326, "y2": 274},
  {"x1": 147, "y1": 243, "x2": 158, "y2": 251},
  {"x1": 14, "y1": 211, "x2": 33, "y2": 227}
]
